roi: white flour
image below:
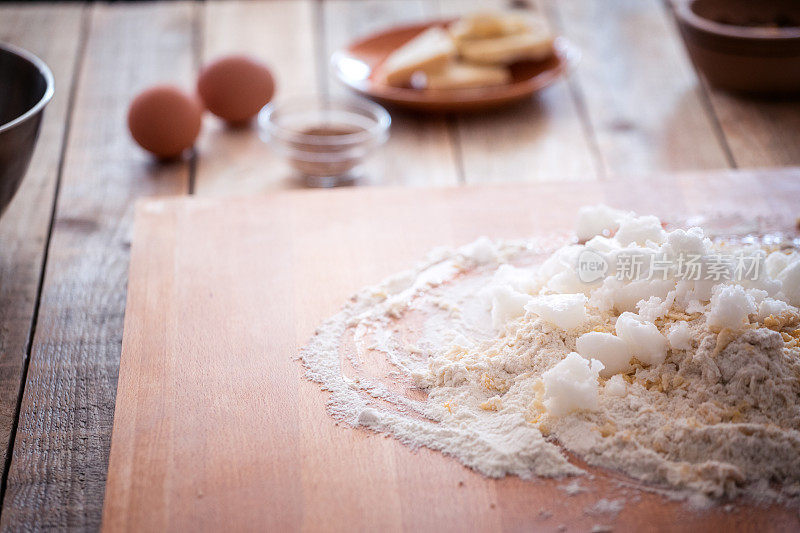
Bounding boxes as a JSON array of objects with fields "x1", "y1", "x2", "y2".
[{"x1": 300, "y1": 207, "x2": 800, "y2": 505}]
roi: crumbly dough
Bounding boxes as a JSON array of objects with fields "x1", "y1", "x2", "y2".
[{"x1": 300, "y1": 211, "x2": 800, "y2": 506}]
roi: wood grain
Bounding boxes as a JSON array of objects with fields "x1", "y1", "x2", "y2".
[
  {"x1": 706, "y1": 92, "x2": 800, "y2": 168},
  {"x1": 550, "y1": 0, "x2": 731, "y2": 176},
  {"x1": 323, "y1": 0, "x2": 461, "y2": 186},
  {"x1": 0, "y1": 3, "x2": 83, "y2": 476},
  {"x1": 659, "y1": 3, "x2": 800, "y2": 168},
  {"x1": 0, "y1": 3, "x2": 194, "y2": 530},
  {"x1": 0, "y1": 0, "x2": 796, "y2": 529},
  {"x1": 194, "y1": 0, "x2": 319, "y2": 195},
  {"x1": 104, "y1": 169, "x2": 800, "y2": 532},
  {"x1": 439, "y1": 0, "x2": 600, "y2": 183}
]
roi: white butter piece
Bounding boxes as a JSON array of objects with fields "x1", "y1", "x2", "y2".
[
  {"x1": 543, "y1": 352, "x2": 604, "y2": 416},
  {"x1": 576, "y1": 331, "x2": 630, "y2": 377},
  {"x1": 706, "y1": 285, "x2": 756, "y2": 331},
  {"x1": 575, "y1": 205, "x2": 629, "y2": 241},
  {"x1": 667, "y1": 321, "x2": 692, "y2": 351},
  {"x1": 615, "y1": 312, "x2": 667, "y2": 366},
  {"x1": 525, "y1": 293, "x2": 588, "y2": 330},
  {"x1": 489, "y1": 285, "x2": 531, "y2": 330},
  {"x1": 604, "y1": 374, "x2": 628, "y2": 397}
]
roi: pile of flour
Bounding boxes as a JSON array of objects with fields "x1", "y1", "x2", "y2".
[{"x1": 300, "y1": 206, "x2": 800, "y2": 504}]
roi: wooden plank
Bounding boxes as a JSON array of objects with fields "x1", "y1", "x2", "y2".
[
  {"x1": 0, "y1": 3, "x2": 83, "y2": 477},
  {"x1": 550, "y1": 0, "x2": 731, "y2": 176},
  {"x1": 438, "y1": 0, "x2": 599, "y2": 183},
  {"x1": 0, "y1": 3, "x2": 195, "y2": 530},
  {"x1": 660, "y1": 3, "x2": 800, "y2": 168},
  {"x1": 103, "y1": 168, "x2": 800, "y2": 531},
  {"x1": 193, "y1": 0, "x2": 319, "y2": 195},
  {"x1": 705, "y1": 92, "x2": 800, "y2": 168},
  {"x1": 323, "y1": 0, "x2": 461, "y2": 186}
]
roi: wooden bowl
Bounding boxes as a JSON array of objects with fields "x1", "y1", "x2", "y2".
[
  {"x1": 331, "y1": 20, "x2": 578, "y2": 113},
  {"x1": 674, "y1": 0, "x2": 800, "y2": 95}
]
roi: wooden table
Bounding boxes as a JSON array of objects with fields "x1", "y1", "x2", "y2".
[{"x1": 0, "y1": 0, "x2": 798, "y2": 529}]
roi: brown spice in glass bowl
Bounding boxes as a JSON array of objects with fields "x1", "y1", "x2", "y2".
[{"x1": 286, "y1": 124, "x2": 367, "y2": 178}]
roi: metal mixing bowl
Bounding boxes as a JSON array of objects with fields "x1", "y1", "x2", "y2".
[{"x1": 0, "y1": 42, "x2": 54, "y2": 217}]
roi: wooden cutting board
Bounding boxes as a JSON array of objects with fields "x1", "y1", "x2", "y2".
[{"x1": 102, "y1": 169, "x2": 800, "y2": 532}]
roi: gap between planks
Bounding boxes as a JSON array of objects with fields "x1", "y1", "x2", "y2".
[
  {"x1": 657, "y1": 0, "x2": 736, "y2": 169},
  {"x1": 2, "y1": 3, "x2": 195, "y2": 530},
  {"x1": 0, "y1": 2, "x2": 89, "y2": 520}
]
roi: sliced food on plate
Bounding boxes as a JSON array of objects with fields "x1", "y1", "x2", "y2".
[{"x1": 377, "y1": 11, "x2": 555, "y2": 90}]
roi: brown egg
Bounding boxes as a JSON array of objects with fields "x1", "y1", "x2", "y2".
[
  {"x1": 197, "y1": 55, "x2": 275, "y2": 124},
  {"x1": 127, "y1": 85, "x2": 202, "y2": 159}
]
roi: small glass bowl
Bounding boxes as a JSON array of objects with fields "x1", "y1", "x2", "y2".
[{"x1": 258, "y1": 96, "x2": 391, "y2": 187}]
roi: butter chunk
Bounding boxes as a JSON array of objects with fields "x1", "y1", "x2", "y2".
[
  {"x1": 614, "y1": 312, "x2": 667, "y2": 366},
  {"x1": 706, "y1": 285, "x2": 756, "y2": 332},
  {"x1": 377, "y1": 27, "x2": 456, "y2": 87},
  {"x1": 458, "y1": 31, "x2": 554, "y2": 65},
  {"x1": 424, "y1": 62, "x2": 511, "y2": 89},
  {"x1": 542, "y1": 352, "x2": 604, "y2": 416},
  {"x1": 525, "y1": 293, "x2": 588, "y2": 331},
  {"x1": 576, "y1": 331, "x2": 631, "y2": 377}
]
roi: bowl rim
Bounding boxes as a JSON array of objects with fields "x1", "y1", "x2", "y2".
[
  {"x1": 257, "y1": 95, "x2": 391, "y2": 147},
  {"x1": 673, "y1": 0, "x2": 800, "y2": 40},
  {"x1": 0, "y1": 41, "x2": 55, "y2": 134}
]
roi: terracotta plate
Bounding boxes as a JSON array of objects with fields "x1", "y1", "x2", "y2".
[{"x1": 331, "y1": 20, "x2": 579, "y2": 113}]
